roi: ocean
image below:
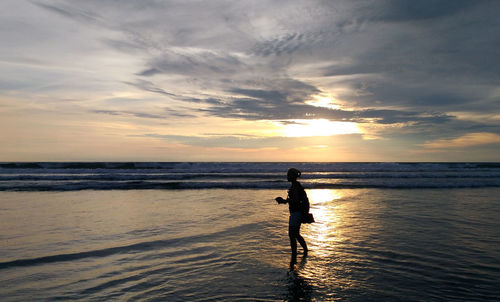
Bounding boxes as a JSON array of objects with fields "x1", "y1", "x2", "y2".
[{"x1": 1, "y1": 162, "x2": 499, "y2": 301}]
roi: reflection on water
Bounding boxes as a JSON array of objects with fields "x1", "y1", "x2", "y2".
[
  {"x1": 286, "y1": 257, "x2": 312, "y2": 302},
  {"x1": 2, "y1": 188, "x2": 500, "y2": 301},
  {"x1": 297, "y1": 189, "x2": 346, "y2": 298},
  {"x1": 289, "y1": 188, "x2": 500, "y2": 301},
  {"x1": 305, "y1": 189, "x2": 343, "y2": 258},
  {"x1": 299, "y1": 189, "x2": 381, "y2": 297}
]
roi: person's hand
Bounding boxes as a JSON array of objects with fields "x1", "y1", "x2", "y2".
[{"x1": 275, "y1": 197, "x2": 286, "y2": 204}]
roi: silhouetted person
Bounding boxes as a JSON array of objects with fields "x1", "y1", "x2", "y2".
[{"x1": 276, "y1": 168, "x2": 309, "y2": 267}]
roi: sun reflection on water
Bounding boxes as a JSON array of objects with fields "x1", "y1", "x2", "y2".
[
  {"x1": 299, "y1": 189, "x2": 377, "y2": 295},
  {"x1": 305, "y1": 190, "x2": 343, "y2": 258}
]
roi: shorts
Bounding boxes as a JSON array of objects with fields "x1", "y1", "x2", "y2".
[{"x1": 289, "y1": 211, "x2": 302, "y2": 227}]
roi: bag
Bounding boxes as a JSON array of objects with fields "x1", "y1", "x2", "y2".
[{"x1": 302, "y1": 213, "x2": 315, "y2": 224}]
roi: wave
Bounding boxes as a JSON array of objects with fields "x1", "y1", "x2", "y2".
[
  {"x1": 1, "y1": 171, "x2": 500, "y2": 181},
  {"x1": 1, "y1": 162, "x2": 499, "y2": 191},
  {"x1": 2, "y1": 162, "x2": 500, "y2": 172},
  {"x1": 0, "y1": 237, "x2": 197, "y2": 270},
  {"x1": 1, "y1": 179, "x2": 500, "y2": 191},
  {"x1": 0, "y1": 222, "x2": 262, "y2": 270}
]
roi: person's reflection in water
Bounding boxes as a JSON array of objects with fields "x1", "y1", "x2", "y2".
[
  {"x1": 285, "y1": 257, "x2": 312, "y2": 301},
  {"x1": 276, "y1": 168, "x2": 309, "y2": 268}
]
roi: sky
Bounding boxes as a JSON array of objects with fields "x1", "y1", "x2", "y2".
[{"x1": 1, "y1": 0, "x2": 499, "y2": 162}]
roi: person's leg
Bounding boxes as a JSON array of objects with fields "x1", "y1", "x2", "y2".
[
  {"x1": 295, "y1": 222, "x2": 308, "y2": 256},
  {"x1": 297, "y1": 233, "x2": 308, "y2": 256},
  {"x1": 289, "y1": 225, "x2": 298, "y2": 264}
]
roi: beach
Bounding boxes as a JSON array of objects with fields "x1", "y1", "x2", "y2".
[{"x1": 1, "y1": 163, "x2": 500, "y2": 301}]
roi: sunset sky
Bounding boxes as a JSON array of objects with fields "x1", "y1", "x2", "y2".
[{"x1": 1, "y1": 0, "x2": 499, "y2": 162}]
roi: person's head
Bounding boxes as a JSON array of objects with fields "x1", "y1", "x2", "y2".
[{"x1": 287, "y1": 168, "x2": 301, "y2": 182}]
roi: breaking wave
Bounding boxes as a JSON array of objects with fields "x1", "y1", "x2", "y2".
[{"x1": 1, "y1": 162, "x2": 499, "y2": 191}]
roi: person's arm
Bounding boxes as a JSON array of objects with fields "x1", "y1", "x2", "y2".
[{"x1": 275, "y1": 196, "x2": 287, "y2": 204}]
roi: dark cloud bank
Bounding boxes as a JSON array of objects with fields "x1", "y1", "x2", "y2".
[{"x1": 34, "y1": 0, "x2": 500, "y2": 140}]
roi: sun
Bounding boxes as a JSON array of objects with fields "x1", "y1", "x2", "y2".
[{"x1": 280, "y1": 119, "x2": 361, "y2": 137}]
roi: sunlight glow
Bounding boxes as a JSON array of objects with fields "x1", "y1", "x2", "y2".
[
  {"x1": 305, "y1": 96, "x2": 341, "y2": 110},
  {"x1": 281, "y1": 119, "x2": 361, "y2": 137}
]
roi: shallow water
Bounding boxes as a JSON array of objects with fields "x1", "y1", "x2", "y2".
[{"x1": 1, "y1": 188, "x2": 500, "y2": 301}]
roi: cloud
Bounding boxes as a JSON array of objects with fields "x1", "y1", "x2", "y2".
[
  {"x1": 311, "y1": 1, "x2": 500, "y2": 113},
  {"x1": 30, "y1": 0, "x2": 500, "y2": 118},
  {"x1": 365, "y1": 0, "x2": 482, "y2": 22},
  {"x1": 30, "y1": 1, "x2": 102, "y2": 24},
  {"x1": 91, "y1": 109, "x2": 165, "y2": 119},
  {"x1": 200, "y1": 83, "x2": 455, "y2": 125},
  {"x1": 140, "y1": 133, "x2": 285, "y2": 149},
  {"x1": 138, "y1": 48, "x2": 245, "y2": 78},
  {"x1": 139, "y1": 132, "x2": 366, "y2": 151},
  {"x1": 421, "y1": 132, "x2": 500, "y2": 149},
  {"x1": 2, "y1": 0, "x2": 500, "y2": 160},
  {"x1": 123, "y1": 80, "x2": 178, "y2": 98},
  {"x1": 91, "y1": 108, "x2": 196, "y2": 119},
  {"x1": 252, "y1": 32, "x2": 307, "y2": 57}
]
